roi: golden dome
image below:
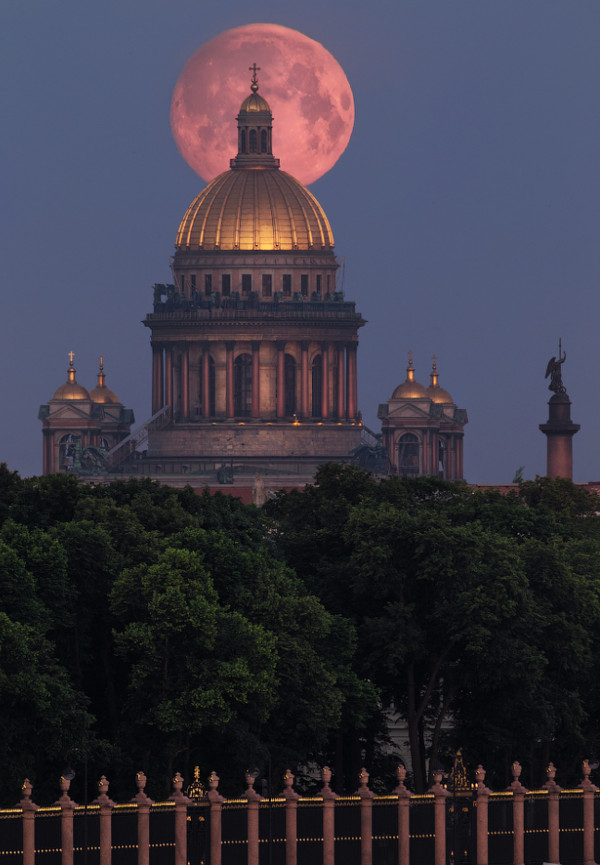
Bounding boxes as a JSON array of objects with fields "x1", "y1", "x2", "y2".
[
  {"x1": 53, "y1": 353, "x2": 90, "y2": 400},
  {"x1": 176, "y1": 169, "x2": 334, "y2": 251},
  {"x1": 90, "y1": 357, "x2": 120, "y2": 404},
  {"x1": 392, "y1": 354, "x2": 428, "y2": 399},
  {"x1": 239, "y1": 91, "x2": 271, "y2": 113},
  {"x1": 427, "y1": 359, "x2": 453, "y2": 403}
]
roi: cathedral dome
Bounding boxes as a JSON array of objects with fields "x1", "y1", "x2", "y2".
[
  {"x1": 427, "y1": 360, "x2": 453, "y2": 403},
  {"x1": 176, "y1": 169, "x2": 334, "y2": 252},
  {"x1": 392, "y1": 355, "x2": 428, "y2": 399},
  {"x1": 175, "y1": 71, "x2": 334, "y2": 253},
  {"x1": 90, "y1": 358, "x2": 120, "y2": 404},
  {"x1": 53, "y1": 354, "x2": 90, "y2": 400}
]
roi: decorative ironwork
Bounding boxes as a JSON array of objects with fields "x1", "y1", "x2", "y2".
[{"x1": 186, "y1": 766, "x2": 206, "y2": 802}]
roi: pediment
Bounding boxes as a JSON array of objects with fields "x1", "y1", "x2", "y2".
[
  {"x1": 385, "y1": 401, "x2": 432, "y2": 420},
  {"x1": 47, "y1": 402, "x2": 92, "y2": 421}
]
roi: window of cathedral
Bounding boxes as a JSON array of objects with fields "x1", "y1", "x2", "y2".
[
  {"x1": 190, "y1": 274, "x2": 196, "y2": 294},
  {"x1": 59, "y1": 433, "x2": 79, "y2": 470},
  {"x1": 221, "y1": 274, "x2": 231, "y2": 296},
  {"x1": 316, "y1": 275, "x2": 322, "y2": 295},
  {"x1": 249, "y1": 129, "x2": 257, "y2": 153},
  {"x1": 285, "y1": 355, "x2": 296, "y2": 415},
  {"x1": 327, "y1": 274, "x2": 331, "y2": 292},
  {"x1": 204, "y1": 274, "x2": 212, "y2": 296},
  {"x1": 242, "y1": 274, "x2": 252, "y2": 295},
  {"x1": 282, "y1": 274, "x2": 292, "y2": 296},
  {"x1": 240, "y1": 129, "x2": 246, "y2": 153},
  {"x1": 397, "y1": 433, "x2": 420, "y2": 476},
  {"x1": 262, "y1": 274, "x2": 272, "y2": 297},
  {"x1": 311, "y1": 355, "x2": 322, "y2": 417},
  {"x1": 301, "y1": 274, "x2": 309, "y2": 297},
  {"x1": 260, "y1": 129, "x2": 268, "y2": 153},
  {"x1": 234, "y1": 354, "x2": 253, "y2": 416}
]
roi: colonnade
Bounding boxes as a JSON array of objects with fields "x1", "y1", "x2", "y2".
[{"x1": 151, "y1": 340, "x2": 359, "y2": 422}]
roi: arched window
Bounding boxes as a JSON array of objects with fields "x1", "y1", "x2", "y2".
[
  {"x1": 199, "y1": 356, "x2": 216, "y2": 417},
  {"x1": 285, "y1": 355, "x2": 296, "y2": 416},
  {"x1": 260, "y1": 129, "x2": 268, "y2": 153},
  {"x1": 311, "y1": 355, "x2": 322, "y2": 417},
  {"x1": 59, "y1": 433, "x2": 79, "y2": 470},
  {"x1": 240, "y1": 129, "x2": 247, "y2": 153},
  {"x1": 397, "y1": 433, "x2": 419, "y2": 476},
  {"x1": 438, "y1": 437, "x2": 446, "y2": 476},
  {"x1": 249, "y1": 129, "x2": 258, "y2": 153},
  {"x1": 234, "y1": 354, "x2": 253, "y2": 416}
]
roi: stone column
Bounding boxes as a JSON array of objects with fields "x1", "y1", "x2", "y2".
[
  {"x1": 282, "y1": 770, "x2": 300, "y2": 865},
  {"x1": 181, "y1": 347, "x2": 189, "y2": 420},
  {"x1": 320, "y1": 767, "x2": 338, "y2": 865},
  {"x1": 581, "y1": 760, "x2": 598, "y2": 865},
  {"x1": 169, "y1": 772, "x2": 191, "y2": 865},
  {"x1": 207, "y1": 772, "x2": 225, "y2": 865},
  {"x1": 226, "y1": 342, "x2": 235, "y2": 418},
  {"x1": 393, "y1": 766, "x2": 412, "y2": 865},
  {"x1": 301, "y1": 342, "x2": 309, "y2": 419},
  {"x1": 543, "y1": 762, "x2": 561, "y2": 865},
  {"x1": 202, "y1": 344, "x2": 211, "y2": 418},
  {"x1": 152, "y1": 346, "x2": 163, "y2": 414},
  {"x1": 429, "y1": 770, "x2": 449, "y2": 865},
  {"x1": 131, "y1": 771, "x2": 153, "y2": 865},
  {"x1": 475, "y1": 765, "x2": 491, "y2": 865},
  {"x1": 92, "y1": 776, "x2": 115, "y2": 865},
  {"x1": 336, "y1": 345, "x2": 345, "y2": 419},
  {"x1": 276, "y1": 341, "x2": 286, "y2": 418},
  {"x1": 356, "y1": 769, "x2": 374, "y2": 865},
  {"x1": 507, "y1": 761, "x2": 526, "y2": 865},
  {"x1": 18, "y1": 779, "x2": 38, "y2": 865},
  {"x1": 164, "y1": 348, "x2": 173, "y2": 416},
  {"x1": 56, "y1": 775, "x2": 78, "y2": 865},
  {"x1": 251, "y1": 342, "x2": 261, "y2": 418},
  {"x1": 244, "y1": 771, "x2": 262, "y2": 865},
  {"x1": 539, "y1": 391, "x2": 580, "y2": 479},
  {"x1": 347, "y1": 344, "x2": 358, "y2": 420},
  {"x1": 321, "y1": 343, "x2": 330, "y2": 419}
]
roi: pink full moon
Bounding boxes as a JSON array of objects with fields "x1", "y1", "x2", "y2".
[{"x1": 170, "y1": 23, "x2": 354, "y2": 186}]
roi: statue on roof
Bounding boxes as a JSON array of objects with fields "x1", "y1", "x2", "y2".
[{"x1": 545, "y1": 339, "x2": 566, "y2": 394}]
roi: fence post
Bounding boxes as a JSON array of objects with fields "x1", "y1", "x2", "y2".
[
  {"x1": 92, "y1": 776, "x2": 115, "y2": 865},
  {"x1": 245, "y1": 770, "x2": 262, "y2": 865},
  {"x1": 56, "y1": 775, "x2": 78, "y2": 865},
  {"x1": 393, "y1": 765, "x2": 412, "y2": 865},
  {"x1": 356, "y1": 768, "x2": 374, "y2": 865},
  {"x1": 581, "y1": 759, "x2": 598, "y2": 865},
  {"x1": 282, "y1": 770, "x2": 300, "y2": 865},
  {"x1": 321, "y1": 767, "x2": 338, "y2": 865},
  {"x1": 475, "y1": 765, "x2": 491, "y2": 865},
  {"x1": 428, "y1": 770, "x2": 449, "y2": 865},
  {"x1": 169, "y1": 773, "x2": 191, "y2": 865},
  {"x1": 18, "y1": 779, "x2": 38, "y2": 865},
  {"x1": 506, "y1": 761, "x2": 526, "y2": 865},
  {"x1": 131, "y1": 771, "x2": 153, "y2": 865},
  {"x1": 543, "y1": 763, "x2": 561, "y2": 865},
  {"x1": 207, "y1": 771, "x2": 225, "y2": 865}
]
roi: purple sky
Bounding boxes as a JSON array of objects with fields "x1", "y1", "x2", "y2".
[{"x1": 3, "y1": 1, "x2": 600, "y2": 484}]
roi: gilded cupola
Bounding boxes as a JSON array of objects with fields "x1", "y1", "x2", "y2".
[
  {"x1": 90, "y1": 357, "x2": 121, "y2": 404},
  {"x1": 427, "y1": 358, "x2": 453, "y2": 404},
  {"x1": 52, "y1": 353, "x2": 90, "y2": 400},
  {"x1": 392, "y1": 354, "x2": 428, "y2": 399}
]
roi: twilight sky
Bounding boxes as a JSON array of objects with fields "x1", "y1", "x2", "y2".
[{"x1": 2, "y1": 1, "x2": 600, "y2": 484}]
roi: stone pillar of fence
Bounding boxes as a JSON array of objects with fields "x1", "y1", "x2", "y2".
[
  {"x1": 169, "y1": 772, "x2": 191, "y2": 865},
  {"x1": 321, "y1": 767, "x2": 338, "y2": 865},
  {"x1": 543, "y1": 763, "x2": 561, "y2": 865},
  {"x1": 207, "y1": 771, "x2": 225, "y2": 865},
  {"x1": 131, "y1": 771, "x2": 153, "y2": 865},
  {"x1": 18, "y1": 779, "x2": 38, "y2": 865},
  {"x1": 429, "y1": 770, "x2": 450, "y2": 865},
  {"x1": 475, "y1": 765, "x2": 491, "y2": 865},
  {"x1": 244, "y1": 770, "x2": 262, "y2": 865},
  {"x1": 581, "y1": 759, "x2": 598, "y2": 865},
  {"x1": 56, "y1": 775, "x2": 78, "y2": 865},
  {"x1": 282, "y1": 770, "x2": 300, "y2": 865},
  {"x1": 506, "y1": 761, "x2": 526, "y2": 865},
  {"x1": 92, "y1": 776, "x2": 115, "y2": 865},
  {"x1": 356, "y1": 768, "x2": 375, "y2": 865},
  {"x1": 393, "y1": 766, "x2": 412, "y2": 865}
]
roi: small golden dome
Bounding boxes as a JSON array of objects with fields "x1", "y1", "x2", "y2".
[
  {"x1": 90, "y1": 357, "x2": 120, "y2": 404},
  {"x1": 392, "y1": 354, "x2": 428, "y2": 399},
  {"x1": 176, "y1": 169, "x2": 334, "y2": 251},
  {"x1": 427, "y1": 358, "x2": 453, "y2": 403},
  {"x1": 239, "y1": 91, "x2": 271, "y2": 113},
  {"x1": 53, "y1": 352, "x2": 90, "y2": 400}
]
